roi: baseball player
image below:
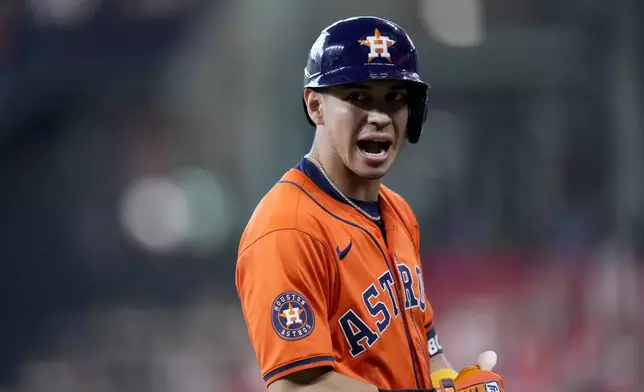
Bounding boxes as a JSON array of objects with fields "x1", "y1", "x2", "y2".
[{"x1": 236, "y1": 16, "x2": 505, "y2": 392}]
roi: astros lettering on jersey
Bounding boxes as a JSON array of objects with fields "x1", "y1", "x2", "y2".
[{"x1": 236, "y1": 158, "x2": 443, "y2": 390}]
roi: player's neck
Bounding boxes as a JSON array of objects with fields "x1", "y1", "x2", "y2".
[{"x1": 308, "y1": 150, "x2": 381, "y2": 202}]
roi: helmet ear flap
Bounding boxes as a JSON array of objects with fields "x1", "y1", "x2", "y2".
[{"x1": 406, "y1": 86, "x2": 429, "y2": 144}]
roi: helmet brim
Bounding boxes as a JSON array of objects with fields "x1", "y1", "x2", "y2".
[{"x1": 305, "y1": 64, "x2": 429, "y2": 89}]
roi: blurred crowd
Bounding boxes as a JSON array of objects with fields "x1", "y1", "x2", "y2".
[
  {"x1": 0, "y1": 0, "x2": 642, "y2": 391},
  {"x1": 4, "y1": 247, "x2": 642, "y2": 392}
]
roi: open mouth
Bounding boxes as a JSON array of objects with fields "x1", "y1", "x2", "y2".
[{"x1": 357, "y1": 140, "x2": 392, "y2": 157}]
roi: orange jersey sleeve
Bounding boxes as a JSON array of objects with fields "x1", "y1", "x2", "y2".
[{"x1": 236, "y1": 228, "x2": 337, "y2": 386}]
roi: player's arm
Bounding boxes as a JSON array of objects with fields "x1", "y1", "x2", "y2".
[
  {"x1": 429, "y1": 352, "x2": 454, "y2": 374},
  {"x1": 271, "y1": 367, "x2": 438, "y2": 392},
  {"x1": 269, "y1": 367, "x2": 379, "y2": 392},
  {"x1": 425, "y1": 323, "x2": 458, "y2": 386},
  {"x1": 237, "y1": 229, "x2": 337, "y2": 386}
]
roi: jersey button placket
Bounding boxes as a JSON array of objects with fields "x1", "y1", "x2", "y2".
[
  {"x1": 388, "y1": 250, "x2": 429, "y2": 388},
  {"x1": 414, "y1": 335, "x2": 431, "y2": 383}
]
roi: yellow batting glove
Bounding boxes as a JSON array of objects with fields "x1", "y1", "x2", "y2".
[{"x1": 431, "y1": 368, "x2": 458, "y2": 391}]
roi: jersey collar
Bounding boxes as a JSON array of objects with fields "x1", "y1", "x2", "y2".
[{"x1": 295, "y1": 156, "x2": 381, "y2": 219}]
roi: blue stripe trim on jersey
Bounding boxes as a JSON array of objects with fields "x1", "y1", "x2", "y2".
[
  {"x1": 263, "y1": 355, "x2": 335, "y2": 382},
  {"x1": 295, "y1": 157, "x2": 381, "y2": 219},
  {"x1": 277, "y1": 180, "x2": 423, "y2": 390},
  {"x1": 295, "y1": 157, "x2": 387, "y2": 242}
]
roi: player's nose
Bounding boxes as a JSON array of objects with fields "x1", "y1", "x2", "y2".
[{"x1": 366, "y1": 109, "x2": 392, "y2": 130}]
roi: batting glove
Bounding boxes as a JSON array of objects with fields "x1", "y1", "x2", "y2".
[{"x1": 434, "y1": 351, "x2": 505, "y2": 392}]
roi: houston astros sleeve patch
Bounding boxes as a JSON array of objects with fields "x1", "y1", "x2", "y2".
[{"x1": 271, "y1": 291, "x2": 315, "y2": 341}]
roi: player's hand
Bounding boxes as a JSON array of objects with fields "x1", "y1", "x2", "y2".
[
  {"x1": 433, "y1": 351, "x2": 504, "y2": 392},
  {"x1": 453, "y1": 351, "x2": 504, "y2": 392}
]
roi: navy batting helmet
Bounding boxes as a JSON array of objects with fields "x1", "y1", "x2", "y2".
[{"x1": 303, "y1": 16, "x2": 429, "y2": 144}]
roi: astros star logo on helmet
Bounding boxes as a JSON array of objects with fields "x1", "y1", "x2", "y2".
[{"x1": 359, "y1": 28, "x2": 395, "y2": 62}]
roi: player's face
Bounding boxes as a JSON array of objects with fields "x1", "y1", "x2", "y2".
[{"x1": 320, "y1": 81, "x2": 409, "y2": 180}]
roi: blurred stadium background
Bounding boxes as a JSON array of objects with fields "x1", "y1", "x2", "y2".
[{"x1": 0, "y1": 0, "x2": 642, "y2": 391}]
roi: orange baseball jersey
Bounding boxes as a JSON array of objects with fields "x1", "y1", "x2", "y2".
[{"x1": 236, "y1": 158, "x2": 441, "y2": 390}]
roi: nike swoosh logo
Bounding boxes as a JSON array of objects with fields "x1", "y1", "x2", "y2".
[{"x1": 336, "y1": 240, "x2": 352, "y2": 260}]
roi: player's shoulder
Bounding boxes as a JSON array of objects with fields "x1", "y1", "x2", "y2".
[
  {"x1": 380, "y1": 184, "x2": 420, "y2": 249},
  {"x1": 238, "y1": 169, "x2": 329, "y2": 254},
  {"x1": 380, "y1": 183, "x2": 418, "y2": 225}
]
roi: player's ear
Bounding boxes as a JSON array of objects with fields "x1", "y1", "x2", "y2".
[{"x1": 303, "y1": 88, "x2": 325, "y2": 125}]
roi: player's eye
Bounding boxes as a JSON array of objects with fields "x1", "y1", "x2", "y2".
[
  {"x1": 345, "y1": 92, "x2": 370, "y2": 102},
  {"x1": 385, "y1": 91, "x2": 407, "y2": 103}
]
